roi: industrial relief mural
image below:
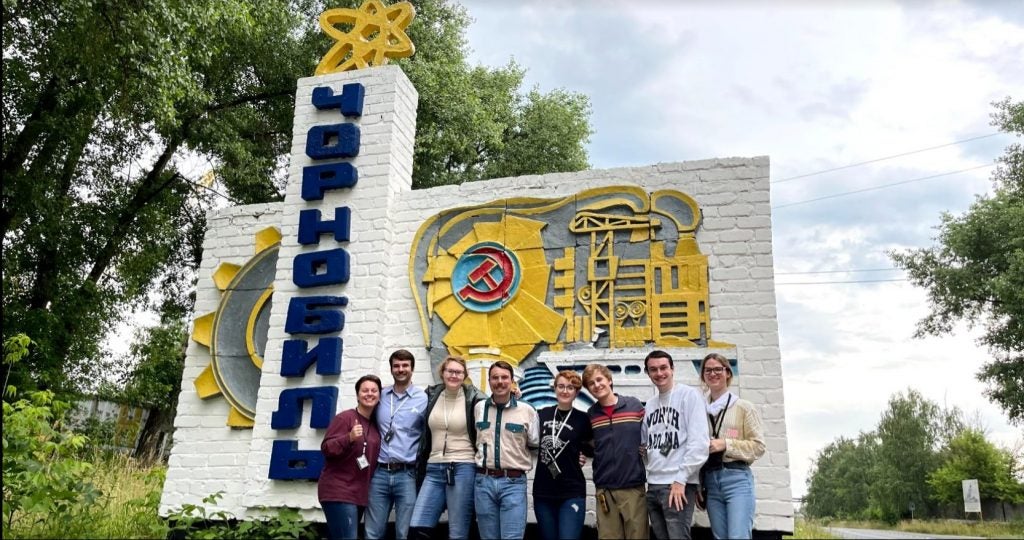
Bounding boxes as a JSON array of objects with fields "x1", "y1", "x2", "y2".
[{"x1": 409, "y1": 186, "x2": 733, "y2": 384}]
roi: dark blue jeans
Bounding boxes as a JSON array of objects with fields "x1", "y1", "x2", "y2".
[
  {"x1": 533, "y1": 497, "x2": 586, "y2": 540},
  {"x1": 322, "y1": 501, "x2": 361, "y2": 540},
  {"x1": 365, "y1": 467, "x2": 418, "y2": 539}
]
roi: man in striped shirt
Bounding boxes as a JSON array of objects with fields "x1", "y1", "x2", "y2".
[{"x1": 583, "y1": 363, "x2": 648, "y2": 540}]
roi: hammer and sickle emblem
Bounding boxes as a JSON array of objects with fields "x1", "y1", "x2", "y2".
[{"x1": 452, "y1": 243, "x2": 521, "y2": 312}]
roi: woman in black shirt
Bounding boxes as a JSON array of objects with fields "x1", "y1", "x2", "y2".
[{"x1": 532, "y1": 370, "x2": 594, "y2": 540}]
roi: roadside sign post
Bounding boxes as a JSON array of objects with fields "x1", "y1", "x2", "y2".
[{"x1": 963, "y1": 479, "x2": 982, "y2": 521}]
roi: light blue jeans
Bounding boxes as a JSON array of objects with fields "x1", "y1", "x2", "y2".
[
  {"x1": 410, "y1": 462, "x2": 476, "y2": 539},
  {"x1": 322, "y1": 501, "x2": 360, "y2": 540},
  {"x1": 704, "y1": 466, "x2": 756, "y2": 540},
  {"x1": 474, "y1": 473, "x2": 528, "y2": 540},
  {"x1": 365, "y1": 467, "x2": 418, "y2": 540},
  {"x1": 533, "y1": 497, "x2": 586, "y2": 540}
]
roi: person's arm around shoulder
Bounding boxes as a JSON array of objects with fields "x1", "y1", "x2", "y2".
[
  {"x1": 724, "y1": 400, "x2": 766, "y2": 462},
  {"x1": 527, "y1": 405, "x2": 540, "y2": 449},
  {"x1": 466, "y1": 384, "x2": 484, "y2": 406},
  {"x1": 473, "y1": 396, "x2": 487, "y2": 423},
  {"x1": 640, "y1": 399, "x2": 650, "y2": 449},
  {"x1": 580, "y1": 414, "x2": 595, "y2": 458}
]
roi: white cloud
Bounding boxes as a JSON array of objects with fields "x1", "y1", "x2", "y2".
[{"x1": 461, "y1": 0, "x2": 1024, "y2": 499}]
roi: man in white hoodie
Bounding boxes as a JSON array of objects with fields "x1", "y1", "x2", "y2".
[{"x1": 641, "y1": 350, "x2": 710, "y2": 540}]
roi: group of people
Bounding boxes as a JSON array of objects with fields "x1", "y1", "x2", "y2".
[{"x1": 318, "y1": 349, "x2": 765, "y2": 540}]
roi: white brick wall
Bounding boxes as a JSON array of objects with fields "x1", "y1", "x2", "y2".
[{"x1": 161, "y1": 66, "x2": 793, "y2": 534}]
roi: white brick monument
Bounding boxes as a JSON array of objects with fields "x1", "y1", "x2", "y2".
[{"x1": 161, "y1": 62, "x2": 793, "y2": 536}]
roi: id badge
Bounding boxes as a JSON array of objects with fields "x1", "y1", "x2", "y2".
[
  {"x1": 660, "y1": 442, "x2": 672, "y2": 457},
  {"x1": 356, "y1": 455, "x2": 369, "y2": 470},
  {"x1": 546, "y1": 461, "x2": 561, "y2": 479},
  {"x1": 383, "y1": 430, "x2": 394, "y2": 443}
]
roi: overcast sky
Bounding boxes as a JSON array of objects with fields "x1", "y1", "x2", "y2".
[{"x1": 458, "y1": 0, "x2": 1023, "y2": 498}]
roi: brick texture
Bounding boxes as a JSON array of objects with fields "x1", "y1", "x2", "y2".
[{"x1": 161, "y1": 66, "x2": 793, "y2": 534}]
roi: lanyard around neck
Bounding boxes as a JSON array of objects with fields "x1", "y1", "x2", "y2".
[
  {"x1": 389, "y1": 390, "x2": 410, "y2": 425},
  {"x1": 546, "y1": 408, "x2": 573, "y2": 462},
  {"x1": 710, "y1": 395, "x2": 732, "y2": 438}
]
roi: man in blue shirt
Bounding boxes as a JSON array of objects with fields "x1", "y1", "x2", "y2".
[{"x1": 365, "y1": 350, "x2": 428, "y2": 540}]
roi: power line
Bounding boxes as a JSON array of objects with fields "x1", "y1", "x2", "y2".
[
  {"x1": 775, "y1": 278, "x2": 908, "y2": 285},
  {"x1": 772, "y1": 132, "x2": 1001, "y2": 184},
  {"x1": 178, "y1": 173, "x2": 238, "y2": 204},
  {"x1": 774, "y1": 268, "x2": 905, "y2": 276},
  {"x1": 772, "y1": 164, "x2": 993, "y2": 210}
]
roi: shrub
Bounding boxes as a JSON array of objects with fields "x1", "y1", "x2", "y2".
[
  {"x1": 2, "y1": 388, "x2": 100, "y2": 535},
  {"x1": 166, "y1": 492, "x2": 318, "y2": 539}
]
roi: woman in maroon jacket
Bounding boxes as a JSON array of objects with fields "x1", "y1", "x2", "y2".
[{"x1": 319, "y1": 375, "x2": 382, "y2": 540}]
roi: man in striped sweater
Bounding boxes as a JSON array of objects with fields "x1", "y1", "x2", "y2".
[{"x1": 583, "y1": 363, "x2": 648, "y2": 540}]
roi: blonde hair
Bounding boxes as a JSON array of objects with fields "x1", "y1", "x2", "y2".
[
  {"x1": 582, "y1": 363, "x2": 613, "y2": 390},
  {"x1": 438, "y1": 356, "x2": 469, "y2": 385}
]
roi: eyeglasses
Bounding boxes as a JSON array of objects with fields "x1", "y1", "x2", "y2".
[
  {"x1": 555, "y1": 384, "x2": 576, "y2": 392},
  {"x1": 444, "y1": 369, "x2": 465, "y2": 377},
  {"x1": 703, "y1": 367, "x2": 727, "y2": 375}
]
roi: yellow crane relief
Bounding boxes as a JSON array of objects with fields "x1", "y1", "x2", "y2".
[{"x1": 555, "y1": 205, "x2": 728, "y2": 349}]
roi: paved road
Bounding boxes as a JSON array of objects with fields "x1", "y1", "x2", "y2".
[{"x1": 827, "y1": 527, "x2": 984, "y2": 539}]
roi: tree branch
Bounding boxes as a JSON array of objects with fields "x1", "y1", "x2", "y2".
[{"x1": 82, "y1": 134, "x2": 185, "y2": 288}]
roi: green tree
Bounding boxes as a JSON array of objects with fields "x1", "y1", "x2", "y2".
[
  {"x1": 928, "y1": 429, "x2": 1024, "y2": 505},
  {"x1": 804, "y1": 432, "x2": 879, "y2": 519},
  {"x1": 869, "y1": 389, "x2": 945, "y2": 521},
  {"x1": 116, "y1": 318, "x2": 189, "y2": 457},
  {"x1": 891, "y1": 98, "x2": 1024, "y2": 424},
  {"x1": 804, "y1": 388, "x2": 973, "y2": 521},
  {"x1": 2, "y1": 0, "x2": 312, "y2": 394},
  {"x1": 2, "y1": 0, "x2": 592, "y2": 396}
]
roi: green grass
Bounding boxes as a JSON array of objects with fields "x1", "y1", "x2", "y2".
[
  {"x1": 793, "y1": 517, "x2": 839, "y2": 539},
  {"x1": 5, "y1": 452, "x2": 168, "y2": 539},
  {"x1": 817, "y1": 518, "x2": 1024, "y2": 539}
]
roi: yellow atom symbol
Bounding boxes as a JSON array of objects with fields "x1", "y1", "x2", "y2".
[{"x1": 315, "y1": 0, "x2": 416, "y2": 75}]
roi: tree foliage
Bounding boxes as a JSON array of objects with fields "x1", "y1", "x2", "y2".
[
  {"x1": 804, "y1": 388, "x2": 1022, "y2": 521},
  {"x1": 803, "y1": 433, "x2": 878, "y2": 519},
  {"x1": 891, "y1": 98, "x2": 1024, "y2": 424},
  {"x1": 927, "y1": 429, "x2": 1024, "y2": 506},
  {"x1": 869, "y1": 389, "x2": 946, "y2": 521},
  {"x1": 117, "y1": 319, "x2": 188, "y2": 410},
  {"x1": 1, "y1": 0, "x2": 592, "y2": 396}
]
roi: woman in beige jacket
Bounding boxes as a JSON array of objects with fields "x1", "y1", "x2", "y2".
[{"x1": 698, "y1": 353, "x2": 766, "y2": 539}]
